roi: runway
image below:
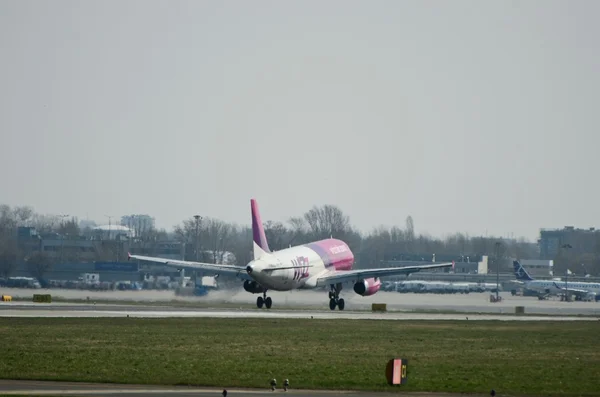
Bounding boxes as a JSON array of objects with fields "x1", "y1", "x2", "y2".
[
  {"x1": 2, "y1": 288, "x2": 600, "y2": 316},
  {"x1": 0, "y1": 380, "x2": 483, "y2": 397},
  {"x1": 0, "y1": 302, "x2": 598, "y2": 321}
]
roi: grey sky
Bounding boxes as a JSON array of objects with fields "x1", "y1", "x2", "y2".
[{"x1": 1, "y1": 0, "x2": 598, "y2": 241}]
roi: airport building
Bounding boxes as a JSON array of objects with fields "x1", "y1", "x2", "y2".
[
  {"x1": 380, "y1": 255, "x2": 489, "y2": 275},
  {"x1": 515, "y1": 258, "x2": 553, "y2": 277},
  {"x1": 538, "y1": 226, "x2": 600, "y2": 259}
]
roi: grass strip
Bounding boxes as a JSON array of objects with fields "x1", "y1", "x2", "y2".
[{"x1": 0, "y1": 318, "x2": 598, "y2": 396}]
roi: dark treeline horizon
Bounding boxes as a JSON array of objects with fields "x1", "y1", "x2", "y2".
[{"x1": 2, "y1": 202, "x2": 597, "y2": 277}]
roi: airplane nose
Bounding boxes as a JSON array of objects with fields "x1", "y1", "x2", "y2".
[{"x1": 246, "y1": 265, "x2": 253, "y2": 274}]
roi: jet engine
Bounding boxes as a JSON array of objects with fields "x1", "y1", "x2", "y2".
[
  {"x1": 243, "y1": 280, "x2": 266, "y2": 294},
  {"x1": 353, "y1": 277, "x2": 382, "y2": 296}
]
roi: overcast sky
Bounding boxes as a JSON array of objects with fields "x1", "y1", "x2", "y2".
[{"x1": 1, "y1": 0, "x2": 598, "y2": 241}]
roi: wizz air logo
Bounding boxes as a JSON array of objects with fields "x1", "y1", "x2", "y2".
[
  {"x1": 291, "y1": 256, "x2": 310, "y2": 281},
  {"x1": 330, "y1": 245, "x2": 348, "y2": 254}
]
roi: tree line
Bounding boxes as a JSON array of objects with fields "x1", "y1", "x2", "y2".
[{"x1": 1, "y1": 202, "x2": 597, "y2": 278}]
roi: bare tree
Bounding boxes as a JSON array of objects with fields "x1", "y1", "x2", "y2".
[
  {"x1": 229, "y1": 226, "x2": 252, "y2": 265},
  {"x1": 303, "y1": 204, "x2": 352, "y2": 240},
  {"x1": 30, "y1": 214, "x2": 61, "y2": 234},
  {"x1": 202, "y1": 218, "x2": 233, "y2": 264},
  {"x1": 12, "y1": 206, "x2": 34, "y2": 226},
  {"x1": 405, "y1": 216, "x2": 414, "y2": 240},
  {"x1": 173, "y1": 218, "x2": 197, "y2": 243},
  {"x1": 121, "y1": 214, "x2": 156, "y2": 242},
  {"x1": 0, "y1": 205, "x2": 17, "y2": 232},
  {"x1": 25, "y1": 251, "x2": 53, "y2": 280},
  {"x1": 57, "y1": 217, "x2": 80, "y2": 236},
  {"x1": 287, "y1": 216, "x2": 310, "y2": 246},
  {"x1": 0, "y1": 205, "x2": 20, "y2": 278},
  {"x1": 263, "y1": 221, "x2": 290, "y2": 251}
]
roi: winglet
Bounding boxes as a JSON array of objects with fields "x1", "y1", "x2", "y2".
[
  {"x1": 251, "y1": 198, "x2": 271, "y2": 258},
  {"x1": 452, "y1": 260, "x2": 455, "y2": 270},
  {"x1": 127, "y1": 252, "x2": 132, "y2": 261}
]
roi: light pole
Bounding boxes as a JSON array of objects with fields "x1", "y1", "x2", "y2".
[
  {"x1": 104, "y1": 215, "x2": 115, "y2": 261},
  {"x1": 193, "y1": 215, "x2": 202, "y2": 261},
  {"x1": 104, "y1": 215, "x2": 114, "y2": 240},
  {"x1": 58, "y1": 214, "x2": 69, "y2": 264},
  {"x1": 561, "y1": 243, "x2": 572, "y2": 301},
  {"x1": 495, "y1": 241, "x2": 502, "y2": 301}
]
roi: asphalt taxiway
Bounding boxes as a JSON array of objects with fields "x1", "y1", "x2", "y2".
[
  {"x1": 0, "y1": 302, "x2": 598, "y2": 321},
  {"x1": 0, "y1": 380, "x2": 483, "y2": 397},
  {"x1": 2, "y1": 288, "x2": 600, "y2": 316}
]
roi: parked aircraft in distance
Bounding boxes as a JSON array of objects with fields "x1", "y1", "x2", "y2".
[
  {"x1": 512, "y1": 261, "x2": 600, "y2": 301},
  {"x1": 129, "y1": 199, "x2": 455, "y2": 310}
]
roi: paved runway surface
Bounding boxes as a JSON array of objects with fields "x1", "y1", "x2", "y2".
[
  {"x1": 0, "y1": 380, "x2": 480, "y2": 397},
  {"x1": 0, "y1": 302, "x2": 598, "y2": 321},
  {"x1": 2, "y1": 288, "x2": 600, "y2": 316}
]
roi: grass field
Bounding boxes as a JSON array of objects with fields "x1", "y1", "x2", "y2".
[{"x1": 0, "y1": 318, "x2": 599, "y2": 396}]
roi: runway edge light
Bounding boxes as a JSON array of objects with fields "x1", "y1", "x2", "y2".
[{"x1": 385, "y1": 358, "x2": 407, "y2": 386}]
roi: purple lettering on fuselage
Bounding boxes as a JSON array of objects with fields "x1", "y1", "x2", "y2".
[
  {"x1": 291, "y1": 256, "x2": 310, "y2": 281},
  {"x1": 304, "y1": 239, "x2": 354, "y2": 271}
]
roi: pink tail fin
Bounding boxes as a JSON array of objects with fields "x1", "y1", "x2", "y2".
[{"x1": 251, "y1": 199, "x2": 271, "y2": 257}]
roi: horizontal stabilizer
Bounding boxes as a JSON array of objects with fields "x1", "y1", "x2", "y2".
[{"x1": 263, "y1": 265, "x2": 314, "y2": 272}]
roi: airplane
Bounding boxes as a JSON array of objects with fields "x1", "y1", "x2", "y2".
[
  {"x1": 128, "y1": 199, "x2": 455, "y2": 310},
  {"x1": 512, "y1": 261, "x2": 600, "y2": 301}
]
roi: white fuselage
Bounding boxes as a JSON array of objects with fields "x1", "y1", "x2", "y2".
[
  {"x1": 524, "y1": 280, "x2": 600, "y2": 296},
  {"x1": 247, "y1": 246, "x2": 331, "y2": 291}
]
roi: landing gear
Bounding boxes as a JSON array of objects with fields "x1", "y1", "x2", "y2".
[
  {"x1": 256, "y1": 291, "x2": 272, "y2": 309},
  {"x1": 328, "y1": 284, "x2": 345, "y2": 311}
]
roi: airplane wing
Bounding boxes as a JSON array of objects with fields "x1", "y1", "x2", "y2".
[
  {"x1": 127, "y1": 253, "x2": 252, "y2": 280},
  {"x1": 315, "y1": 261, "x2": 454, "y2": 286}
]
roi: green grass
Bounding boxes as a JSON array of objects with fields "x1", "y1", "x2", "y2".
[{"x1": 0, "y1": 318, "x2": 599, "y2": 396}]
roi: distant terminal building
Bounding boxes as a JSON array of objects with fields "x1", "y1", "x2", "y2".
[
  {"x1": 129, "y1": 241, "x2": 183, "y2": 261},
  {"x1": 514, "y1": 258, "x2": 553, "y2": 277},
  {"x1": 380, "y1": 255, "x2": 489, "y2": 275},
  {"x1": 538, "y1": 226, "x2": 600, "y2": 259}
]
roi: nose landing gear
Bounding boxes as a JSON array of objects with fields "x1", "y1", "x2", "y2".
[
  {"x1": 328, "y1": 284, "x2": 345, "y2": 310},
  {"x1": 257, "y1": 291, "x2": 272, "y2": 309}
]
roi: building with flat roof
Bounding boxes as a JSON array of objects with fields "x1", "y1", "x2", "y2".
[
  {"x1": 516, "y1": 258, "x2": 553, "y2": 277},
  {"x1": 538, "y1": 226, "x2": 599, "y2": 259}
]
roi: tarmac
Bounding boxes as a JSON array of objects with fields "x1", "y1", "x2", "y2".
[
  {"x1": 0, "y1": 302, "x2": 598, "y2": 321},
  {"x1": 0, "y1": 380, "x2": 484, "y2": 397},
  {"x1": 1, "y1": 288, "x2": 600, "y2": 321},
  {"x1": 2, "y1": 288, "x2": 600, "y2": 316}
]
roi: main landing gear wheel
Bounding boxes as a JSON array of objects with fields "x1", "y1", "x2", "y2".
[
  {"x1": 328, "y1": 284, "x2": 345, "y2": 311},
  {"x1": 257, "y1": 292, "x2": 272, "y2": 309},
  {"x1": 329, "y1": 298, "x2": 345, "y2": 310}
]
